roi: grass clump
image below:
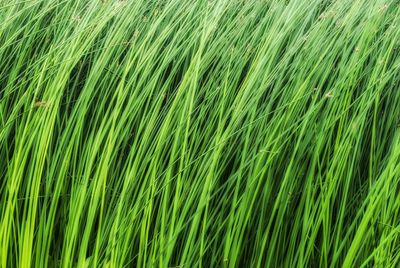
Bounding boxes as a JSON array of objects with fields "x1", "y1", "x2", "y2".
[{"x1": 0, "y1": 0, "x2": 400, "y2": 267}]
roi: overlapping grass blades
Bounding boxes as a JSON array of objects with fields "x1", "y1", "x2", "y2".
[{"x1": 0, "y1": 0, "x2": 400, "y2": 267}]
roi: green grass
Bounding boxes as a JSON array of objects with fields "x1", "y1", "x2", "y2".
[{"x1": 0, "y1": 0, "x2": 399, "y2": 267}]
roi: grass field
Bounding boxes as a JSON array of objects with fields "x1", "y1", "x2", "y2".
[{"x1": 0, "y1": 0, "x2": 400, "y2": 267}]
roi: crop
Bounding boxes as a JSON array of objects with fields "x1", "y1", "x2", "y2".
[{"x1": 0, "y1": 0, "x2": 399, "y2": 267}]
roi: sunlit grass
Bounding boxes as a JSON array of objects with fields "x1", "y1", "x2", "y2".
[{"x1": 0, "y1": 0, "x2": 400, "y2": 267}]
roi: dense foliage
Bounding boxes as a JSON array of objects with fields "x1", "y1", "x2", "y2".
[{"x1": 0, "y1": 0, "x2": 399, "y2": 267}]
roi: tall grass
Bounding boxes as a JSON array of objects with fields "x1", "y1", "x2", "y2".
[{"x1": 0, "y1": 0, "x2": 399, "y2": 267}]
